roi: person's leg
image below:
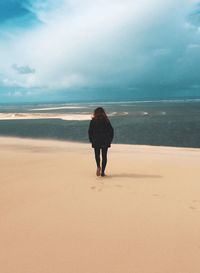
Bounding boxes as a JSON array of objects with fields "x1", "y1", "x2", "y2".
[
  {"x1": 94, "y1": 147, "x2": 101, "y2": 176},
  {"x1": 101, "y1": 147, "x2": 108, "y2": 176}
]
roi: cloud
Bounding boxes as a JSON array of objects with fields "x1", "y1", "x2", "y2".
[
  {"x1": 12, "y1": 64, "x2": 35, "y2": 74},
  {"x1": 0, "y1": 0, "x2": 200, "y2": 100}
]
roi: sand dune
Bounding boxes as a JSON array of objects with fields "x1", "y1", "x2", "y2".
[
  {"x1": 0, "y1": 137, "x2": 200, "y2": 273},
  {"x1": 0, "y1": 113, "x2": 92, "y2": 121},
  {"x1": 0, "y1": 111, "x2": 127, "y2": 121}
]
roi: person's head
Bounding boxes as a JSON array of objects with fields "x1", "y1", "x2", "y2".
[{"x1": 93, "y1": 107, "x2": 109, "y2": 121}]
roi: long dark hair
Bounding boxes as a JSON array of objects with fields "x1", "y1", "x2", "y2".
[{"x1": 92, "y1": 107, "x2": 109, "y2": 121}]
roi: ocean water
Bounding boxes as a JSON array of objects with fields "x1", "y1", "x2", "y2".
[{"x1": 0, "y1": 100, "x2": 200, "y2": 148}]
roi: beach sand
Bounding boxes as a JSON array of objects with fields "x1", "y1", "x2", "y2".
[{"x1": 0, "y1": 137, "x2": 200, "y2": 273}]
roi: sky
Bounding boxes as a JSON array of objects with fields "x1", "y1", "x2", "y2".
[{"x1": 0, "y1": 0, "x2": 200, "y2": 102}]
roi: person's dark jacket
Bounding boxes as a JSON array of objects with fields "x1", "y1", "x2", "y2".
[{"x1": 88, "y1": 118, "x2": 114, "y2": 148}]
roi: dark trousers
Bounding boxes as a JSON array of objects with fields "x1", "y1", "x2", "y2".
[{"x1": 94, "y1": 147, "x2": 108, "y2": 174}]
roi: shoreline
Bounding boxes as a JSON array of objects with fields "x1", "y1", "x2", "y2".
[{"x1": 1, "y1": 135, "x2": 200, "y2": 152}]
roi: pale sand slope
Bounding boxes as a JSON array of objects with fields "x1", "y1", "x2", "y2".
[{"x1": 0, "y1": 137, "x2": 200, "y2": 273}]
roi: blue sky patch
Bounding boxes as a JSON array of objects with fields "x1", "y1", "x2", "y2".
[{"x1": 0, "y1": 0, "x2": 29, "y2": 21}]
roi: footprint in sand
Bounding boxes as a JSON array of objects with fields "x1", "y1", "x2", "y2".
[
  {"x1": 115, "y1": 185, "x2": 123, "y2": 188},
  {"x1": 90, "y1": 185, "x2": 103, "y2": 192},
  {"x1": 189, "y1": 206, "x2": 197, "y2": 210},
  {"x1": 152, "y1": 193, "x2": 165, "y2": 198},
  {"x1": 189, "y1": 203, "x2": 200, "y2": 212},
  {"x1": 193, "y1": 200, "x2": 200, "y2": 204}
]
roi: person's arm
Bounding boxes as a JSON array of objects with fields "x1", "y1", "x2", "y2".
[
  {"x1": 88, "y1": 120, "x2": 93, "y2": 143},
  {"x1": 110, "y1": 124, "x2": 114, "y2": 142},
  {"x1": 108, "y1": 122, "x2": 114, "y2": 142}
]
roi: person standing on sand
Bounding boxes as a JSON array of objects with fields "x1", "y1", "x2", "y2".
[{"x1": 88, "y1": 107, "x2": 114, "y2": 177}]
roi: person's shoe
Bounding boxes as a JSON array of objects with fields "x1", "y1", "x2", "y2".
[
  {"x1": 96, "y1": 167, "x2": 101, "y2": 176},
  {"x1": 101, "y1": 172, "x2": 106, "y2": 177}
]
